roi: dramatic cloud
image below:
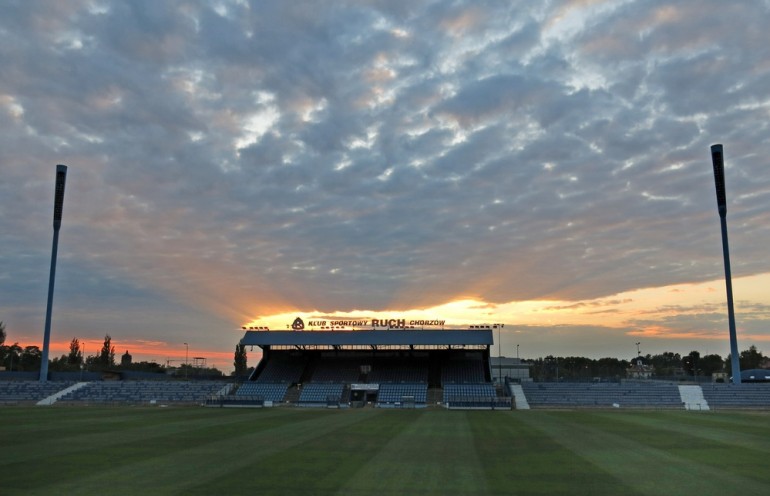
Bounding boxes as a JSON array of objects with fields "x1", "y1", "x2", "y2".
[{"x1": 2, "y1": 0, "x2": 769, "y2": 368}]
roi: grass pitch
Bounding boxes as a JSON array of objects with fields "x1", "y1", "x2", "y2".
[{"x1": 2, "y1": 407, "x2": 769, "y2": 495}]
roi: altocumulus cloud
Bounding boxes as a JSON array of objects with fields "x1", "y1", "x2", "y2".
[{"x1": 1, "y1": 0, "x2": 770, "y2": 360}]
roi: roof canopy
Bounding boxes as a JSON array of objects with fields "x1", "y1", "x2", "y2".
[{"x1": 240, "y1": 329, "x2": 493, "y2": 348}]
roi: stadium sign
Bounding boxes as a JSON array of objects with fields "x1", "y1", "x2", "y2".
[{"x1": 289, "y1": 317, "x2": 447, "y2": 330}]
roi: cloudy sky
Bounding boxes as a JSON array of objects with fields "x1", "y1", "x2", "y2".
[{"x1": 2, "y1": 0, "x2": 770, "y2": 372}]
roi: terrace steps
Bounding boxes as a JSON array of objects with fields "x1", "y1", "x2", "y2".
[
  {"x1": 679, "y1": 385, "x2": 710, "y2": 411},
  {"x1": 37, "y1": 381, "x2": 88, "y2": 406},
  {"x1": 509, "y1": 384, "x2": 530, "y2": 410}
]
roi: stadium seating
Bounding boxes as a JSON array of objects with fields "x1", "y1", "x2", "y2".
[
  {"x1": 236, "y1": 382, "x2": 289, "y2": 402},
  {"x1": 700, "y1": 383, "x2": 770, "y2": 408},
  {"x1": 441, "y1": 359, "x2": 486, "y2": 384},
  {"x1": 254, "y1": 356, "x2": 307, "y2": 383},
  {"x1": 368, "y1": 361, "x2": 429, "y2": 383},
  {"x1": 56, "y1": 381, "x2": 225, "y2": 404},
  {"x1": 443, "y1": 383, "x2": 496, "y2": 402},
  {"x1": 0, "y1": 381, "x2": 74, "y2": 404},
  {"x1": 376, "y1": 383, "x2": 428, "y2": 407},
  {"x1": 298, "y1": 383, "x2": 345, "y2": 405},
  {"x1": 310, "y1": 359, "x2": 361, "y2": 383},
  {"x1": 520, "y1": 382, "x2": 683, "y2": 408}
]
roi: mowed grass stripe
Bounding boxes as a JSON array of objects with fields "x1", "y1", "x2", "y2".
[
  {"x1": 191, "y1": 409, "x2": 413, "y2": 496},
  {"x1": 0, "y1": 407, "x2": 303, "y2": 466},
  {"x1": 588, "y1": 411, "x2": 770, "y2": 484},
  {"x1": 468, "y1": 412, "x2": 645, "y2": 496},
  {"x1": 599, "y1": 410, "x2": 770, "y2": 455},
  {"x1": 2, "y1": 408, "x2": 362, "y2": 495},
  {"x1": 517, "y1": 411, "x2": 769, "y2": 495},
  {"x1": 3, "y1": 408, "x2": 770, "y2": 495},
  {"x1": 337, "y1": 410, "x2": 489, "y2": 496}
]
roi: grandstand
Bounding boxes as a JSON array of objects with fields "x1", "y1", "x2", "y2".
[{"x1": 235, "y1": 328, "x2": 506, "y2": 408}]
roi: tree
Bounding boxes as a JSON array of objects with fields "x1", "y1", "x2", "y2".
[
  {"x1": 67, "y1": 337, "x2": 83, "y2": 367},
  {"x1": 19, "y1": 346, "x2": 42, "y2": 371},
  {"x1": 726, "y1": 345, "x2": 765, "y2": 372},
  {"x1": 682, "y1": 351, "x2": 700, "y2": 376},
  {"x1": 3, "y1": 343, "x2": 22, "y2": 371},
  {"x1": 649, "y1": 352, "x2": 682, "y2": 377},
  {"x1": 740, "y1": 345, "x2": 764, "y2": 369},
  {"x1": 0, "y1": 321, "x2": 5, "y2": 346},
  {"x1": 234, "y1": 344, "x2": 248, "y2": 377},
  {"x1": 97, "y1": 334, "x2": 115, "y2": 369},
  {"x1": 699, "y1": 354, "x2": 724, "y2": 376}
]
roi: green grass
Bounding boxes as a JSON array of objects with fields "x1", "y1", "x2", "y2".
[{"x1": 2, "y1": 407, "x2": 769, "y2": 495}]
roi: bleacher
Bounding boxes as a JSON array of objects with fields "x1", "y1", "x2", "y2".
[
  {"x1": 236, "y1": 382, "x2": 289, "y2": 402},
  {"x1": 521, "y1": 382, "x2": 683, "y2": 408},
  {"x1": 376, "y1": 383, "x2": 428, "y2": 407},
  {"x1": 700, "y1": 383, "x2": 770, "y2": 408},
  {"x1": 441, "y1": 359, "x2": 486, "y2": 384},
  {"x1": 254, "y1": 356, "x2": 306, "y2": 383},
  {"x1": 0, "y1": 381, "x2": 74, "y2": 404},
  {"x1": 443, "y1": 383, "x2": 496, "y2": 402},
  {"x1": 298, "y1": 383, "x2": 345, "y2": 405},
  {"x1": 368, "y1": 361, "x2": 428, "y2": 384},
  {"x1": 57, "y1": 381, "x2": 225, "y2": 404},
  {"x1": 310, "y1": 359, "x2": 361, "y2": 383},
  {"x1": 443, "y1": 383, "x2": 509, "y2": 409}
]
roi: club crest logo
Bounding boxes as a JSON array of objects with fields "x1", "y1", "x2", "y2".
[{"x1": 291, "y1": 317, "x2": 305, "y2": 331}]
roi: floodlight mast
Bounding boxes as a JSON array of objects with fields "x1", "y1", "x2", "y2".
[
  {"x1": 40, "y1": 165, "x2": 68, "y2": 382},
  {"x1": 710, "y1": 145, "x2": 741, "y2": 384}
]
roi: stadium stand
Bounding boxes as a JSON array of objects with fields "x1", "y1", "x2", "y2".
[
  {"x1": 442, "y1": 383, "x2": 506, "y2": 409},
  {"x1": 56, "y1": 381, "x2": 225, "y2": 405},
  {"x1": 368, "y1": 361, "x2": 429, "y2": 384},
  {"x1": 520, "y1": 382, "x2": 683, "y2": 408},
  {"x1": 376, "y1": 383, "x2": 428, "y2": 407},
  {"x1": 298, "y1": 383, "x2": 345, "y2": 406},
  {"x1": 236, "y1": 382, "x2": 289, "y2": 402},
  {"x1": 700, "y1": 383, "x2": 770, "y2": 408},
  {"x1": 310, "y1": 358, "x2": 361, "y2": 383},
  {"x1": 253, "y1": 354, "x2": 307, "y2": 383},
  {"x1": 441, "y1": 357, "x2": 486, "y2": 384},
  {"x1": 232, "y1": 328, "x2": 500, "y2": 408},
  {"x1": 0, "y1": 381, "x2": 74, "y2": 405}
]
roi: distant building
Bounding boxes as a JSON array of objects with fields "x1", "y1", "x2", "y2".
[
  {"x1": 489, "y1": 357, "x2": 531, "y2": 383},
  {"x1": 121, "y1": 350, "x2": 132, "y2": 367},
  {"x1": 628, "y1": 357, "x2": 652, "y2": 379}
]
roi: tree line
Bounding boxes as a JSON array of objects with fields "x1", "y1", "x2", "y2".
[
  {"x1": 523, "y1": 346, "x2": 767, "y2": 382},
  {"x1": 0, "y1": 324, "x2": 224, "y2": 376}
]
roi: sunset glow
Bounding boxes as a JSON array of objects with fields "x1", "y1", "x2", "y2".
[{"x1": 3, "y1": 1, "x2": 770, "y2": 373}]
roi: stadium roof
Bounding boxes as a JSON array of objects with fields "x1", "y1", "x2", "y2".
[{"x1": 240, "y1": 330, "x2": 493, "y2": 347}]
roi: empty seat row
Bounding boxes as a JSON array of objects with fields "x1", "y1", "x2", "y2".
[
  {"x1": 299, "y1": 383, "x2": 344, "y2": 404},
  {"x1": 521, "y1": 382, "x2": 683, "y2": 407},
  {"x1": 377, "y1": 383, "x2": 428, "y2": 404},
  {"x1": 443, "y1": 383, "x2": 496, "y2": 403},
  {"x1": 0, "y1": 381, "x2": 74, "y2": 402},
  {"x1": 236, "y1": 382, "x2": 289, "y2": 402}
]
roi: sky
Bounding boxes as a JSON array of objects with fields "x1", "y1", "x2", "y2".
[{"x1": 2, "y1": 0, "x2": 770, "y2": 373}]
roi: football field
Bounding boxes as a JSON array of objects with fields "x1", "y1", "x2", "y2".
[{"x1": 2, "y1": 407, "x2": 769, "y2": 495}]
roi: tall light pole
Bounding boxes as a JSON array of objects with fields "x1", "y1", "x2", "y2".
[
  {"x1": 184, "y1": 342, "x2": 189, "y2": 379},
  {"x1": 492, "y1": 323, "x2": 505, "y2": 383},
  {"x1": 40, "y1": 165, "x2": 68, "y2": 382},
  {"x1": 711, "y1": 144, "x2": 741, "y2": 384}
]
